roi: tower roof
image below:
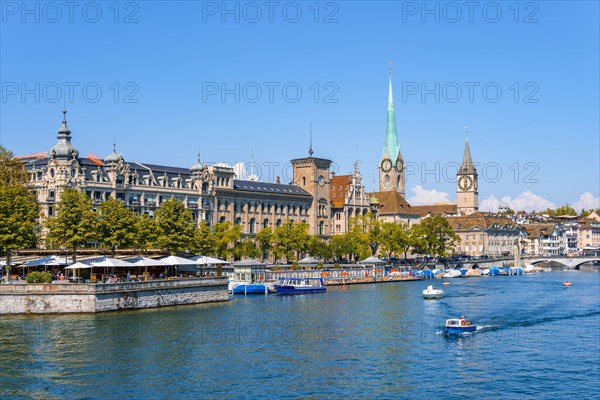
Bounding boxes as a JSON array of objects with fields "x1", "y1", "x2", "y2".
[
  {"x1": 382, "y1": 71, "x2": 401, "y2": 162},
  {"x1": 50, "y1": 110, "x2": 79, "y2": 159},
  {"x1": 459, "y1": 128, "x2": 477, "y2": 175}
]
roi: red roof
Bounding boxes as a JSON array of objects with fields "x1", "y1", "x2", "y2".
[{"x1": 330, "y1": 175, "x2": 352, "y2": 208}]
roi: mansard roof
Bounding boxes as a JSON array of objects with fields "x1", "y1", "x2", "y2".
[{"x1": 233, "y1": 180, "x2": 311, "y2": 197}]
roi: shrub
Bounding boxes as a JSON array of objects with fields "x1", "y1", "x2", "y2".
[{"x1": 26, "y1": 271, "x2": 54, "y2": 284}]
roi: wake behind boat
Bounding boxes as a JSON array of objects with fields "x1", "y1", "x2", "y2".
[
  {"x1": 274, "y1": 277, "x2": 326, "y2": 295},
  {"x1": 422, "y1": 284, "x2": 445, "y2": 299}
]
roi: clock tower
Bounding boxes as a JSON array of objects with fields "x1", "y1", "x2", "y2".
[
  {"x1": 379, "y1": 68, "x2": 405, "y2": 194},
  {"x1": 457, "y1": 128, "x2": 479, "y2": 216}
]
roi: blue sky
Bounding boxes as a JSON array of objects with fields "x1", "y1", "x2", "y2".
[{"x1": 1, "y1": 1, "x2": 599, "y2": 211}]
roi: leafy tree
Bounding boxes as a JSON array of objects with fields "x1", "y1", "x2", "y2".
[
  {"x1": 192, "y1": 222, "x2": 216, "y2": 256},
  {"x1": 155, "y1": 198, "x2": 195, "y2": 254},
  {"x1": 581, "y1": 209, "x2": 600, "y2": 218},
  {"x1": 135, "y1": 214, "x2": 159, "y2": 253},
  {"x1": 411, "y1": 216, "x2": 459, "y2": 257},
  {"x1": 255, "y1": 227, "x2": 273, "y2": 261},
  {"x1": 98, "y1": 198, "x2": 138, "y2": 256},
  {"x1": 378, "y1": 222, "x2": 409, "y2": 259},
  {"x1": 213, "y1": 221, "x2": 242, "y2": 259},
  {"x1": 307, "y1": 236, "x2": 332, "y2": 261},
  {"x1": 271, "y1": 221, "x2": 310, "y2": 261},
  {"x1": 234, "y1": 238, "x2": 258, "y2": 259},
  {"x1": 0, "y1": 146, "x2": 40, "y2": 280},
  {"x1": 544, "y1": 204, "x2": 577, "y2": 217},
  {"x1": 349, "y1": 212, "x2": 384, "y2": 255},
  {"x1": 46, "y1": 188, "x2": 98, "y2": 262}
]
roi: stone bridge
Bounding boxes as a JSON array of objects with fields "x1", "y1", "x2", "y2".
[{"x1": 423, "y1": 256, "x2": 599, "y2": 270}]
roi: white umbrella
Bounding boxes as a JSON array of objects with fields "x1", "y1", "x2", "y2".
[
  {"x1": 191, "y1": 255, "x2": 229, "y2": 265},
  {"x1": 160, "y1": 255, "x2": 198, "y2": 273},
  {"x1": 84, "y1": 256, "x2": 135, "y2": 268},
  {"x1": 64, "y1": 262, "x2": 94, "y2": 270},
  {"x1": 125, "y1": 256, "x2": 170, "y2": 267},
  {"x1": 298, "y1": 256, "x2": 321, "y2": 265},
  {"x1": 359, "y1": 256, "x2": 387, "y2": 265},
  {"x1": 22, "y1": 255, "x2": 72, "y2": 266}
]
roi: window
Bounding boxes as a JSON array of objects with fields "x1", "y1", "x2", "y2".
[
  {"x1": 302, "y1": 177, "x2": 306, "y2": 185},
  {"x1": 263, "y1": 218, "x2": 269, "y2": 229},
  {"x1": 235, "y1": 217, "x2": 242, "y2": 225},
  {"x1": 318, "y1": 221, "x2": 324, "y2": 235},
  {"x1": 250, "y1": 218, "x2": 256, "y2": 234}
]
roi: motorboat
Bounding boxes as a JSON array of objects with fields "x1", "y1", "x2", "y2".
[
  {"x1": 563, "y1": 281, "x2": 573, "y2": 287},
  {"x1": 445, "y1": 317, "x2": 477, "y2": 334},
  {"x1": 489, "y1": 266, "x2": 500, "y2": 276},
  {"x1": 274, "y1": 277, "x2": 326, "y2": 295},
  {"x1": 422, "y1": 284, "x2": 445, "y2": 299},
  {"x1": 481, "y1": 268, "x2": 490, "y2": 275}
]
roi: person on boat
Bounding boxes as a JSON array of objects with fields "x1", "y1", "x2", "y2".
[{"x1": 460, "y1": 316, "x2": 466, "y2": 326}]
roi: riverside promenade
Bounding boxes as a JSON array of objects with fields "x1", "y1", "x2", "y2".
[{"x1": 0, "y1": 277, "x2": 230, "y2": 314}]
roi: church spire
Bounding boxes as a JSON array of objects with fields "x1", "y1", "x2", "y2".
[
  {"x1": 460, "y1": 126, "x2": 476, "y2": 175},
  {"x1": 383, "y1": 64, "x2": 400, "y2": 162}
]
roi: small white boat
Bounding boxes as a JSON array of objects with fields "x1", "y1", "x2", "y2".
[
  {"x1": 443, "y1": 270, "x2": 462, "y2": 278},
  {"x1": 422, "y1": 284, "x2": 445, "y2": 299},
  {"x1": 481, "y1": 268, "x2": 490, "y2": 275}
]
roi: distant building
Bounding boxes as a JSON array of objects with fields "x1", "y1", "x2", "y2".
[
  {"x1": 446, "y1": 212, "x2": 522, "y2": 256},
  {"x1": 577, "y1": 213, "x2": 600, "y2": 254},
  {"x1": 456, "y1": 130, "x2": 479, "y2": 216},
  {"x1": 521, "y1": 223, "x2": 562, "y2": 256}
]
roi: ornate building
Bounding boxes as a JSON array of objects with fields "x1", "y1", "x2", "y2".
[
  {"x1": 330, "y1": 161, "x2": 372, "y2": 234},
  {"x1": 456, "y1": 129, "x2": 479, "y2": 216},
  {"x1": 21, "y1": 111, "x2": 329, "y2": 245}
]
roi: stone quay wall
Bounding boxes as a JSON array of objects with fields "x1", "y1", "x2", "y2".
[{"x1": 0, "y1": 278, "x2": 230, "y2": 314}]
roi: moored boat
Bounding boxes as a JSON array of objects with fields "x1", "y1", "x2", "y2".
[
  {"x1": 274, "y1": 277, "x2": 326, "y2": 295},
  {"x1": 422, "y1": 284, "x2": 445, "y2": 299},
  {"x1": 443, "y1": 269, "x2": 462, "y2": 279},
  {"x1": 232, "y1": 283, "x2": 273, "y2": 294},
  {"x1": 445, "y1": 317, "x2": 477, "y2": 334}
]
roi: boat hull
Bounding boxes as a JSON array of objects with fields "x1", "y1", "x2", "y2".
[
  {"x1": 275, "y1": 286, "x2": 326, "y2": 295},
  {"x1": 445, "y1": 326, "x2": 477, "y2": 335}
]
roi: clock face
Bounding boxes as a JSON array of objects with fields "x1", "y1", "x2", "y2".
[
  {"x1": 381, "y1": 159, "x2": 392, "y2": 173},
  {"x1": 395, "y1": 159, "x2": 404, "y2": 173},
  {"x1": 318, "y1": 175, "x2": 325, "y2": 186},
  {"x1": 458, "y1": 175, "x2": 473, "y2": 191}
]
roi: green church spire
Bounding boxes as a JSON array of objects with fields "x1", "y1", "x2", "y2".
[{"x1": 383, "y1": 67, "x2": 400, "y2": 162}]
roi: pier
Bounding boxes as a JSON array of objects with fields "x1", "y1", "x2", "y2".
[{"x1": 0, "y1": 277, "x2": 230, "y2": 314}]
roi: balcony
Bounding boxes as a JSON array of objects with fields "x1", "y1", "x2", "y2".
[
  {"x1": 46, "y1": 197, "x2": 56, "y2": 203},
  {"x1": 188, "y1": 203, "x2": 198, "y2": 210},
  {"x1": 145, "y1": 201, "x2": 156, "y2": 207}
]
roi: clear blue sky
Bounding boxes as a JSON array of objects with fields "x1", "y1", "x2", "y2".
[{"x1": 1, "y1": 1, "x2": 598, "y2": 211}]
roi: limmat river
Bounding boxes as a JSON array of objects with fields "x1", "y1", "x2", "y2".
[{"x1": 1, "y1": 270, "x2": 599, "y2": 400}]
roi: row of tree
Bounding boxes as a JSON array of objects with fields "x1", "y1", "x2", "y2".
[{"x1": 0, "y1": 145, "x2": 460, "y2": 266}]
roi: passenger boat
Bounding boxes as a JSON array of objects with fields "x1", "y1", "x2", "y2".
[
  {"x1": 274, "y1": 277, "x2": 326, "y2": 295},
  {"x1": 445, "y1": 317, "x2": 477, "y2": 334},
  {"x1": 422, "y1": 284, "x2": 445, "y2": 299}
]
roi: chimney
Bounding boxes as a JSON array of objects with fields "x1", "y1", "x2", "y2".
[{"x1": 276, "y1": 176, "x2": 280, "y2": 184}]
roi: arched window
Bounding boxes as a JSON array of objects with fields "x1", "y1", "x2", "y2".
[
  {"x1": 302, "y1": 177, "x2": 306, "y2": 185},
  {"x1": 249, "y1": 218, "x2": 256, "y2": 234},
  {"x1": 318, "y1": 221, "x2": 325, "y2": 236},
  {"x1": 235, "y1": 217, "x2": 242, "y2": 225},
  {"x1": 384, "y1": 174, "x2": 390, "y2": 190},
  {"x1": 263, "y1": 218, "x2": 269, "y2": 229},
  {"x1": 276, "y1": 219, "x2": 282, "y2": 227},
  {"x1": 219, "y1": 216, "x2": 226, "y2": 223}
]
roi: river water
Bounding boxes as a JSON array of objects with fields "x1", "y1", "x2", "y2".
[{"x1": 1, "y1": 271, "x2": 599, "y2": 399}]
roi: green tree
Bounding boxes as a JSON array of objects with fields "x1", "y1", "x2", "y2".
[
  {"x1": 191, "y1": 222, "x2": 216, "y2": 256},
  {"x1": 213, "y1": 221, "x2": 242, "y2": 259},
  {"x1": 411, "y1": 216, "x2": 459, "y2": 257},
  {"x1": 271, "y1": 221, "x2": 310, "y2": 261},
  {"x1": 255, "y1": 227, "x2": 273, "y2": 261},
  {"x1": 0, "y1": 146, "x2": 40, "y2": 280},
  {"x1": 349, "y1": 212, "x2": 384, "y2": 255},
  {"x1": 98, "y1": 198, "x2": 138, "y2": 256},
  {"x1": 135, "y1": 214, "x2": 159, "y2": 254},
  {"x1": 46, "y1": 188, "x2": 98, "y2": 262},
  {"x1": 155, "y1": 198, "x2": 195, "y2": 254},
  {"x1": 234, "y1": 238, "x2": 258, "y2": 259},
  {"x1": 544, "y1": 204, "x2": 577, "y2": 217},
  {"x1": 307, "y1": 235, "x2": 332, "y2": 261}
]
